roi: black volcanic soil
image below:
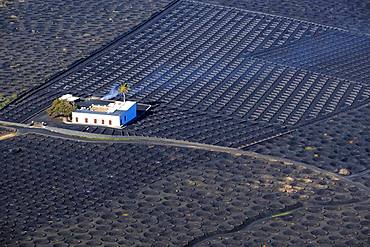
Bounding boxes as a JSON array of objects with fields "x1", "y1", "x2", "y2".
[
  {"x1": 248, "y1": 103, "x2": 370, "y2": 187},
  {"x1": 203, "y1": 0, "x2": 370, "y2": 35},
  {"x1": 1, "y1": 0, "x2": 370, "y2": 246},
  {"x1": 0, "y1": 0, "x2": 172, "y2": 96},
  {"x1": 1, "y1": 0, "x2": 370, "y2": 96},
  {"x1": 0, "y1": 134, "x2": 368, "y2": 246}
]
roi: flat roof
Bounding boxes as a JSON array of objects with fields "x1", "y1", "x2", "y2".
[
  {"x1": 108, "y1": 101, "x2": 136, "y2": 112},
  {"x1": 75, "y1": 100, "x2": 136, "y2": 116},
  {"x1": 74, "y1": 109, "x2": 123, "y2": 116},
  {"x1": 77, "y1": 99, "x2": 111, "y2": 108}
]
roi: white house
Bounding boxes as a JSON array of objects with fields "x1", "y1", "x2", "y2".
[{"x1": 71, "y1": 99, "x2": 137, "y2": 128}]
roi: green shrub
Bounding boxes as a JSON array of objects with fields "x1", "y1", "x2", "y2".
[{"x1": 47, "y1": 99, "x2": 76, "y2": 118}]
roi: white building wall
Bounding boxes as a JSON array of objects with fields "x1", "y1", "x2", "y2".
[{"x1": 72, "y1": 112, "x2": 121, "y2": 128}]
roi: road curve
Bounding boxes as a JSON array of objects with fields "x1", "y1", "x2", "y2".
[{"x1": 1, "y1": 119, "x2": 369, "y2": 193}]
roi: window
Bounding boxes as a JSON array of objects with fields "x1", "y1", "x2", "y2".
[
  {"x1": 75, "y1": 117, "x2": 78, "y2": 122},
  {"x1": 102, "y1": 119, "x2": 105, "y2": 124},
  {"x1": 109, "y1": 120, "x2": 112, "y2": 125},
  {"x1": 94, "y1": 119, "x2": 97, "y2": 124},
  {"x1": 85, "y1": 118, "x2": 88, "y2": 123}
]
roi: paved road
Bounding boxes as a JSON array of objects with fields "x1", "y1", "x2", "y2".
[{"x1": 1, "y1": 119, "x2": 368, "y2": 193}]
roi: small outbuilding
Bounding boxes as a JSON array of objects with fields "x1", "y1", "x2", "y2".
[{"x1": 59, "y1": 94, "x2": 80, "y2": 102}]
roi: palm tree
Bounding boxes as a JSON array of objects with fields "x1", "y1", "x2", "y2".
[{"x1": 118, "y1": 83, "x2": 129, "y2": 102}]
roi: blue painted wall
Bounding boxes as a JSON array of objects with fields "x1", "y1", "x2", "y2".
[{"x1": 120, "y1": 103, "x2": 137, "y2": 125}]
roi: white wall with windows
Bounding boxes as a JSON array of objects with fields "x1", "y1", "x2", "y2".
[{"x1": 71, "y1": 112, "x2": 121, "y2": 128}]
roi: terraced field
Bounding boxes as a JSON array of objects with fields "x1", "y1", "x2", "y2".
[
  {"x1": 249, "y1": 103, "x2": 370, "y2": 188},
  {"x1": 1, "y1": 0, "x2": 370, "y2": 246},
  {"x1": 203, "y1": 0, "x2": 370, "y2": 34},
  {"x1": 0, "y1": 134, "x2": 369, "y2": 246},
  {"x1": 0, "y1": 0, "x2": 173, "y2": 96},
  {"x1": 2, "y1": 1, "x2": 370, "y2": 148}
]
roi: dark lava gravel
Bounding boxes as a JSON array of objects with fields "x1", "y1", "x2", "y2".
[
  {"x1": 0, "y1": 134, "x2": 368, "y2": 246},
  {"x1": 203, "y1": 0, "x2": 370, "y2": 35},
  {"x1": 0, "y1": 0, "x2": 172, "y2": 96},
  {"x1": 248, "y1": 102, "x2": 370, "y2": 187},
  {"x1": 76, "y1": 105, "x2": 286, "y2": 149},
  {"x1": 2, "y1": 1, "x2": 369, "y2": 146},
  {"x1": 2, "y1": 0, "x2": 370, "y2": 96},
  {"x1": 1, "y1": 0, "x2": 370, "y2": 246},
  {"x1": 199, "y1": 201, "x2": 370, "y2": 246}
]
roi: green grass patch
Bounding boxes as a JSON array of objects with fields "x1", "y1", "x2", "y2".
[
  {"x1": 271, "y1": 210, "x2": 295, "y2": 218},
  {"x1": 304, "y1": 146, "x2": 316, "y2": 151},
  {"x1": 0, "y1": 93, "x2": 17, "y2": 110}
]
